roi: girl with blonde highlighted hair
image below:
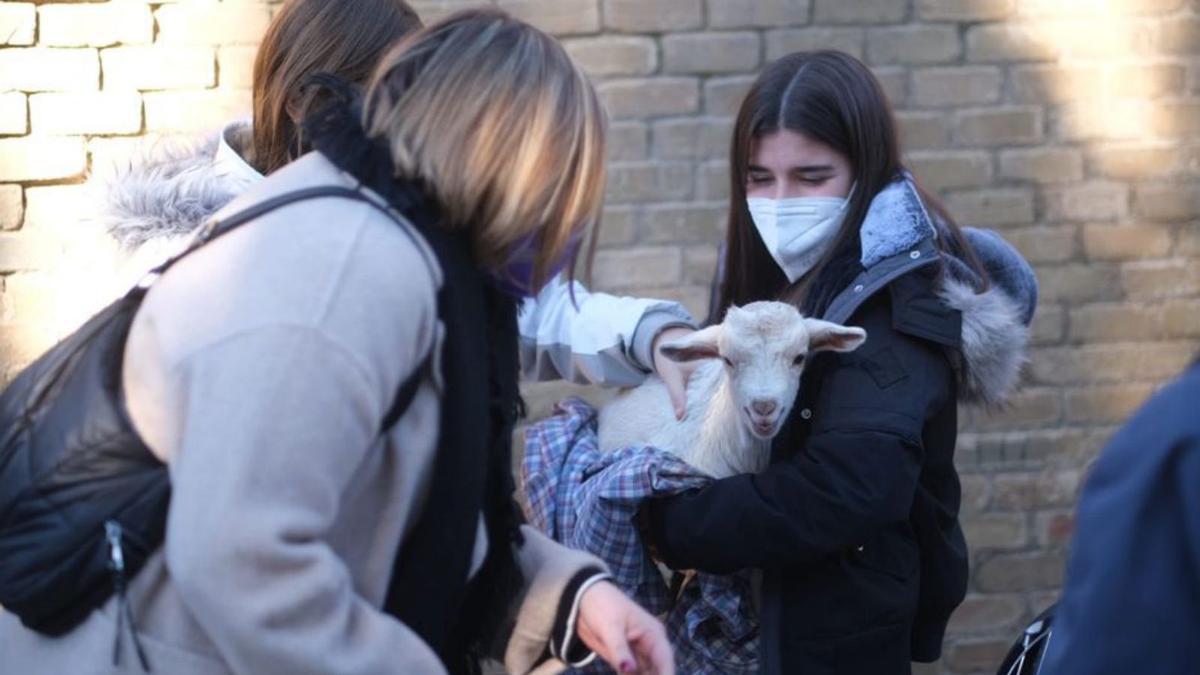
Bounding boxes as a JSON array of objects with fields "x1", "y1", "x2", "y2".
[
  {"x1": 0, "y1": 8, "x2": 675, "y2": 675},
  {"x1": 362, "y1": 8, "x2": 607, "y2": 292}
]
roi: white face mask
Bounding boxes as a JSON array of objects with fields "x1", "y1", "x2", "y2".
[{"x1": 747, "y1": 195, "x2": 850, "y2": 283}]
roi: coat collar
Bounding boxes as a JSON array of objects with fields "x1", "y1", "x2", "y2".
[
  {"x1": 826, "y1": 173, "x2": 942, "y2": 326},
  {"x1": 96, "y1": 121, "x2": 264, "y2": 250},
  {"x1": 826, "y1": 173, "x2": 1037, "y2": 407},
  {"x1": 212, "y1": 119, "x2": 264, "y2": 191},
  {"x1": 859, "y1": 172, "x2": 938, "y2": 269}
]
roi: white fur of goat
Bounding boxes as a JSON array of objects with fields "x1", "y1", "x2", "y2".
[{"x1": 597, "y1": 301, "x2": 867, "y2": 478}]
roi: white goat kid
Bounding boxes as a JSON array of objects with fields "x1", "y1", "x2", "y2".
[{"x1": 597, "y1": 301, "x2": 867, "y2": 478}]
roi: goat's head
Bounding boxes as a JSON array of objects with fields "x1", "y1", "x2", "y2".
[{"x1": 659, "y1": 301, "x2": 867, "y2": 440}]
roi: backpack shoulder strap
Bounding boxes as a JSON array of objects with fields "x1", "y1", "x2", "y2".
[
  {"x1": 381, "y1": 354, "x2": 431, "y2": 432},
  {"x1": 136, "y1": 184, "x2": 438, "y2": 434},
  {"x1": 152, "y1": 186, "x2": 375, "y2": 277}
]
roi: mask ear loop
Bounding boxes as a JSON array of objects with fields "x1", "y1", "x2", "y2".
[{"x1": 839, "y1": 181, "x2": 858, "y2": 216}]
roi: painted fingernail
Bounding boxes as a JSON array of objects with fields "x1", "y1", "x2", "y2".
[{"x1": 620, "y1": 660, "x2": 634, "y2": 673}]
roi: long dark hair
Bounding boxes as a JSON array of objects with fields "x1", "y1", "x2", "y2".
[
  {"x1": 251, "y1": 0, "x2": 422, "y2": 175},
  {"x1": 714, "y1": 51, "x2": 987, "y2": 320}
]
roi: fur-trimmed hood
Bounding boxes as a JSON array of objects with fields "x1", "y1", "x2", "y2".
[
  {"x1": 95, "y1": 121, "x2": 263, "y2": 250},
  {"x1": 856, "y1": 175, "x2": 1037, "y2": 407}
]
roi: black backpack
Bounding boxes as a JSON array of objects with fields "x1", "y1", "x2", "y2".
[
  {"x1": 996, "y1": 603, "x2": 1056, "y2": 675},
  {"x1": 0, "y1": 186, "x2": 425, "y2": 661}
]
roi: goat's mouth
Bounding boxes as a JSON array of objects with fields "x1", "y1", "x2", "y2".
[
  {"x1": 751, "y1": 421, "x2": 776, "y2": 438},
  {"x1": 746, "y1": 411, "x2": 784, "y2": 439}
]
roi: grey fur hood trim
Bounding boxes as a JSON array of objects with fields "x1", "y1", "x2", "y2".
[
  {"x1": 856, "y1": 174, "x2": 1036, "y2": 406},
  {"x1": 95, "y1": 123, "x2": 258, "y2": 250},
  {"x1": 940, "y1": 226, "x2": 1036, "y2": 407},
  {"x1": 939, "y1": 273, "x2": 1030, "y2": 407}
]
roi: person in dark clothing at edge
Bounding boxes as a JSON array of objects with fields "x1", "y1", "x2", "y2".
[
  {"x1": 636, "y1": 51, "x2": 1039, "y2": 674},
  {"x1": 1037, "y1": 355, "x2": 1200, "y2": 675}
]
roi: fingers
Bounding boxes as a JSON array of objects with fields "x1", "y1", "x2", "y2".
[
  {"x1": 606, "y1": 629, "x2": 637, "y2": 674},
  {"x1": 577, "y1": 589, "x2": 638, "y2": 674},
  {"x1": 577, "y1": 582, "x2": 674, "y2": 675},
  {"x1": 651, "y1": 326, "x2": 697, "y2": 421},
  {"x1": 663, "y1": 371, "x2": 687, "y2": 421},
  {"x1": 628, "y1": 616, "x2": 674, "y2": 675}
]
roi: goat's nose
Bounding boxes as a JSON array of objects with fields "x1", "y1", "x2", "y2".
[{"x1": 751, "y1": 399, "x2": 777, "y2": 416}]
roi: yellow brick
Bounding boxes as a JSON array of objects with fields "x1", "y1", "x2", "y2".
[
  {"x1": 407, "y1": 1, "x2": 482, "y2": 24},
  {"x1": 868, "y1": 25, "x2": 962, "y2": 65},
  {"x1": 4, "y1": 264, "x2": 122, "y2": 344},
  {"x1": 0, "y1": 93, "x2": 27, "y2": 135},
  {"x1": 703, "y1": 76, "x2": 755, "y2": 116},
  {"x1": 598, "y1": 78, "x2": 700, "y2": 119},
  {"x1": 564, "y1": 37, "x2": 657, "y2": 78},
  {"x1": 144, "y1": 90, "x2": 251, "y2": 133},
  {"x1": 30, "y1": 92, "x2": 143, "y2": 135},
  {"x1": 1082, "y1": 224, "x2": 1172, "y2": 261},
  {"x1": 1066, "y1": 384, "x2": 1155, "y2": 425},
  {"x1": 0, "y1": 185, "x2": 22, "y2": 231},
  {"x1": 592, "y1": 246, "x2": 682, "y2": 289},
  {"x1": 0, "y1": 48, "x2": 99, "y2": 92},
  {"x1": 219, "y1": 46, "x2": 258, "y2": 89},
  {"x1": 907, "y1": 151, "x2": 993, "y2": 191},
  {"x1": 38, "y1": 3, "x2": 154, "y2": 47},
  {"x1": 1056, "y1": 100, "x2": 1155, "y2": 142},
  {"x1": 896, "y1": 111, "x2": 949, "y2": 150},
  {"x1": 22, "y1": 184, "x2": 91, "y2": 234},
  {"x1": 662, "y1": 32, "x2": 762, "y2": 74},
  {"x1": 156, "y1": 3, "x2": 272, "y2": 46},
  {"x1": 0, "y1": 137, "x2": 86, "y2": 182},
  {"x1": 814, "y1": 0, "x2": 907, "y2": 23},
  {"x1": 998, "y1": 147, "x2": 1083, "y2": 183},
  {"x1": 0, "y1": 3, "x2": 35, "y2": 46},
  {"x1": 765, "y1": 27, "x2": 865, "y2": 61},
  {"x1": 0, "y1": 233, "x2": 61, "y2": 274},
  {"x1": 918, "y1": 0, "x2": 1011, "y2": 21},
  {"x1": 709, "y1": 0, "x2": 811, "y2": 29},
  {"x1": 966, "y1": 23, "x2": 1060, "y2": 62},
  {"x1": 88, "y1": 137, "x2": 156, "y2": 180},
  {"x1": 497, "y1": 0, "x2": 601, "y2": 36},
  {"x1": 603, "y1": 0, "x2": 702, "y2": 32},
  {"x1": 102, "y1": 47, "x2": 215, "y2": 91},
  {"x1": 954, "y1": 106, "x2": 1042, "y2": 147}
]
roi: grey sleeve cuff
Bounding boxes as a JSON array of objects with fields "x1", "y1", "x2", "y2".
[{"x1": 629, "y1": 305, "x2": 698, "y2": 373}]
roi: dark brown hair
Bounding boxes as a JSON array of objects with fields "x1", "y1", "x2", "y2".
[
  {"x1": 715, "y1": 51, "x2": 987, "y2": 320},
  {"x1": 251, "y1": 0, "x2": 422, "y2": 175}
]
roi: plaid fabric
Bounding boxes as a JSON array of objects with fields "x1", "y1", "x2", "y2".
[{"x1": 521, "y1": 398, "x2": 758, "y2": 675}]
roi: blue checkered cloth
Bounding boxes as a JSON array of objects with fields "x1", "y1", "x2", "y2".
[{"x1": 521, "y1": 398, "x2": 758, "y2": 674}]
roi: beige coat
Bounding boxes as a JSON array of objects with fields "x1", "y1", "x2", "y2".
[{"x1": 0, "y1": 152, "x2": 604, "y2": 675}]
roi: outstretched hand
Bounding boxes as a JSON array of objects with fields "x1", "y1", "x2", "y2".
[
  {"x1": 576, "y1": 581, "x2": 674, "y2": 675},
  {"x1": 652, "y1": 326, "x2": 701, "y2": 420}
]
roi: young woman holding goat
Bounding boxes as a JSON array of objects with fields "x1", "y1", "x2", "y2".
[
  {"x1": 526, "y1": 50, "x2": 1037, "y2": 675},
  {"x1": 633, "y1": 51, "x2": 1039, "y2": 675}
]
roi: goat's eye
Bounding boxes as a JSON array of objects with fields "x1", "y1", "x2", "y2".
[
  {"x1": 722, "y1": 356, "x2": 733, "y2": 367},
  {"x1": 793, "y1": 354, "x2": 806, "y2": 366}
]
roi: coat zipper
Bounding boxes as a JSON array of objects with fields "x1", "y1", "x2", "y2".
[{"x1": 106, "y1": 520, "x2": 151, "y2": 672}]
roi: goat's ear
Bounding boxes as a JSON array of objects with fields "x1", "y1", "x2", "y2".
[
  {"x1": 659, "y1": 325, "x2": 723, "y2": 362},
  {"x1": 804, "y1": 319, "x2": 867, "y2": 353}
]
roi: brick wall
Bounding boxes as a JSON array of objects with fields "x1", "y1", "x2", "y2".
[{"x1": 1, "y1": 1, "x2": 1198, "y2": 673}]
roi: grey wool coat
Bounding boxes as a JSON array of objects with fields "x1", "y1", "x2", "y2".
[{"x1": 0, "y1": 151, "x2": 607, "y2": 675}]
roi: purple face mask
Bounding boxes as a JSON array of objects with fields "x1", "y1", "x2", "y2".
[{"x1": 490, "y1": 229, "x2": 583, "y2": 299}]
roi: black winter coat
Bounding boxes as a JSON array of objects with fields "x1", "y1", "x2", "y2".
[{"x1": 646, "y1": 176, "x2": 1038, "y2": 675}]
